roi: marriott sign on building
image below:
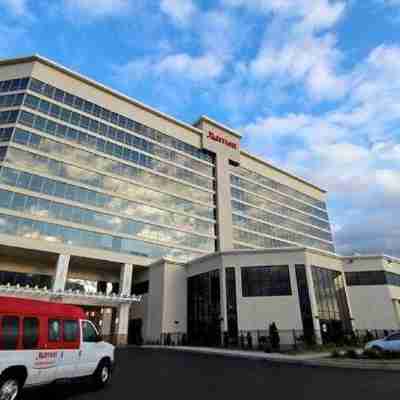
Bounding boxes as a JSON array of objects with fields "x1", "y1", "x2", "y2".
[{"x1": 0, "y1": 55, "x2": 398, "y2": 347}]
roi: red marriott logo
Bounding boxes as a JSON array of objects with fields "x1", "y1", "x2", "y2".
[{"x1": 207, "y1": 131, "x2": 238, "y2": 150}]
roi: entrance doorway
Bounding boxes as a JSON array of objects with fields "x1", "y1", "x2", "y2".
[
  {"x1": 128, "y1": 318, "x2": 143, "y2": 345},
  {"x1": 187, "y1": 270, "x2": 221, "y2": 346}
]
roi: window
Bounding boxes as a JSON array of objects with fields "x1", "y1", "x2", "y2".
[
  {"x1": 82, "y1": 321, "x2": 99, "y2": 343},
  {"x1": 48, "y1": 319, "x2": 61, "y2": 342},
  {"x1": 312, "y1": 266, "x2": 351, "y2": 331},
  {"x1": 132, "y1": 281, "x2": 149, "y2": 295},
  {"x1": 1, "y1": 316, "x2": 19, "y2": 350},
  {"x1": 241, "y1": 266, "x2": 291, "y2": 297},
  {"x1": 387, "y1": 333, "x2": 400, "y2": 341},
  {"x1": 63, "y1": 320, "x2": 79, "y2": 342},
  {"x1": 23, "y1": 317, "x2": 39, "y2": 349},
  {"x1": 345, "y1": 271, "x2": 387, "y2": 286}
]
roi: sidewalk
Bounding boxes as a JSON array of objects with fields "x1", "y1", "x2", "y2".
[
  {"x1": 143, "y1": 345, "x2": 330, "y2": 363},
  {"x1": 141, "y1": 345, "x2": 400, "y2": 371}
]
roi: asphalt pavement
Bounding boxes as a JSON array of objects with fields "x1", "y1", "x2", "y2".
[{"x1": 22, "y1": 347, "x2": 400, "y2": 400}]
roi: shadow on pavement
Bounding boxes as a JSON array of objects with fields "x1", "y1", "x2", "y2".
[{"x1": 21, "y1": 382, "x2": 102, "y2": 400}]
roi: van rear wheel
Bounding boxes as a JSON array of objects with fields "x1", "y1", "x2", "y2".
[
  {"x1": 92, "y1": 360, "x2": 111, "y2": 388},
  {"x1": 0, "y1": 376, "x2": 20, "y2": 400}
]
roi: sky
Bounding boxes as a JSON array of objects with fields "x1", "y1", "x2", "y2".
[{"x1": 0, "y1": 0, "x2": 399, "y2": 256}]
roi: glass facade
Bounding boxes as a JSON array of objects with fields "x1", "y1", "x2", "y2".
[
  {"x1": 0, "y1": 71, "x2": 336, "y2": 263},
  {"x1": 241, "y1": 265, "x2": 292, "y2": 297},
  {"x1": 0, "y1": 189, "x2": 214, "y2": 251},
  {"x1": 0, "y1": 78, "x2": 29, "y2": 93},
  {"x1": 231, "y1": 166, "x2": 335, "y2": 252},
  {"x1": 0, "y1": 76, "x2": 216, "y2": 262},
  {"x1": 225, "y1": 268, "x2": 238, "y2": 342},
  {"x1": 0, "y1": 213, "x2": 202, "y2": 261},
  {"x1": 187, "y1": 270, "x2": 221, "y2": 346},
  {"x1": 0, "y1": 269, "x2": 52, "y2": 288},
  {"x1": 311, "y1": 266, "x2": 352, "y2": 338},
  {"x1": 346, "y1": 270, "x2": 400, "y2": 287},
  {"x1": 17, "y1": 110, "x2": 214, "y2": 189},
  {"x1": 295, "y1": 265, "x2": 314, "y2": 343},
  {"x1": 28, "y1": 78, "x2": 213, "y2": 163}
]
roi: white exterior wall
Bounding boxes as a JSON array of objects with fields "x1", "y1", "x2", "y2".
[
  {"x1": 221, "y1": 252, "x2": 306, "y2": 335},
  {"x1": 344, "y1": 256, "x2": 400, "y2": 330},
  {"x1": 146, "y1": 262, "x2": 164, "y2": 341},
  {"x1": 162, "y1": 262, "x2": 187, "y2": 334},
  {"x1": 347, "y1": 286, "x2": 397, "y2": 330}
]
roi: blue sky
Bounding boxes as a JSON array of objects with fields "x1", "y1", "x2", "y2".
[{"x1": 0, "y1": 0, "x2": 399, "y2": 256}]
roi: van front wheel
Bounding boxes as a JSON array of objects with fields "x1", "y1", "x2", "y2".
[
  {"x1": 92, "y1": 360, "x2": 111, "y2": 388},
  {"x1": 0, "y1": 376, "x2": 20, "y2": 400}
]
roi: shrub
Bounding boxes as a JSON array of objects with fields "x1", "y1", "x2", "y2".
[
  {"x1": 331, "y1": 349, "x2": 341, "y2": 358},
  {"x1": 363, "y1": 348, "x2": 383, "y2": 360},
  {"x1": 345, "y1": 349, "x2": 358, "y2": 359}
]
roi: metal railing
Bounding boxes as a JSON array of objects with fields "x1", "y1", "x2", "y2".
[{"x1": 153, "y1": 328, "x2": 399, "y2": 350}]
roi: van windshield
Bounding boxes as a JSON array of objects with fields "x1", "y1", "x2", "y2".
[{"x1": 82, "y1": 320, "x2": 99, "y2": 343}]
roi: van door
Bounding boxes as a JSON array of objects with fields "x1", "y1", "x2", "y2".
[
  {"x1": 78, "y1": 320, "x2": 101, "y2": 377},
  {"x1": 21, "y1": 317, "x2": 42, "y2": 385},
  {"x1": 56, "y1": 320, "x2": 81, "y2": 379}
]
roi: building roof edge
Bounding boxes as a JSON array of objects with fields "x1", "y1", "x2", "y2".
[
  {"x1": 0, "y1": 54, "x2": 205, "y2": 139},
  {"x1": 240, "y1": 149, "x2": 327, "y2": 194},
  {"x1": 194, "y1": 115, "x2": 242, "y2": 139}
]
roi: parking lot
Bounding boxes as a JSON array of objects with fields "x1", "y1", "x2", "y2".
[{"x1": 23, "y1": 347, "x2": 400, "y2": 400}]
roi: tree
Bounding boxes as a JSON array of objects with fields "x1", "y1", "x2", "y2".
[{"x1": 269, "y1": 322, "x2": 280, "y2": 351}]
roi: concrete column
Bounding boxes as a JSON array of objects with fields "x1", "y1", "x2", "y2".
[
  {"x1": 52, "y1": 254, "x2": 70, "y2": 292},
  {"x1": 115, "y1": 264, "x2": 133, "y2": 345},
  {"x1": 341, "y1": 271, "x2": 356, "y2": 331},
  {"x1": 101, "y1": 308, "x2": 113, "y2": 342},
  {"x1": 115, "y1": 304, "x2": 130, "y2": 345},
  {"x1": 305, "y1": 264, "x2": 322, "y2": 345},
  {"x1": 120, "y1": 263, "x2": 133, "y2": 295},
  {"x1": 215, "y1": 155, "x2": 234, "y2": 251}
]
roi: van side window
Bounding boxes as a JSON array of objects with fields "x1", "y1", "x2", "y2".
[
  {"x1": 63, "y1": 320, "x2": 79, "y2": 342},
  {"x1": 48, "y1": 319, "x2": 61, "y2": 342},
  {"x1": 1, "y1": 316, "x2": 19, "y2": 350},
  {"x1": 23, "y1": 317, "x2": 39, "y2": 349},
  {"x1": 82, "y1": 321, "x2": 99, "y2": 343}
]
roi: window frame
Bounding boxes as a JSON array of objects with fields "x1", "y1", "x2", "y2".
[
  {"x1": 63, "y1": 319, "x2": 79, "y2": 342},
  {"x1": 0, "y1": 315, "x2": 20, "y2": 350},
  {"x1": 22, "y1": 317, "x2": 39, "y2": 349},
  {"x1": 48, "y1": 318, "x2": 61, "y2": 342}
]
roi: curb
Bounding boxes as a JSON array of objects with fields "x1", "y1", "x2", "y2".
[{"x1": 136, "y1": 346, "x2": 400, "y2": 372}]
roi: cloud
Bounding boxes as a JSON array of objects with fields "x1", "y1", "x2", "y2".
[
  {"x1": 0, "y1": 0, "x2": 31, "y2": 17},
  {"x1": 156, "y1": 53, "x2": 224, "y2": 80},
  {"x1": 222, "y1": 0, "x2": 346, "y2": 32},
  {"x1": 63, "y1": 0, "x2": 132, "y2": 18},
  {"x1": 221, "y1": 1, "x2": 349, "y2": 102},
  {"x1": 107, "y1": 0, "x2": 398, "y2": 255},
  {"x1": 240, "y1": 43, "x2": 400, "y2": 255},
  {"x1": 250, "y1": 34, "x2": 348, "y2": 100},
  {"x1": 160, "y1": 0, "x2": 197, "y2": 25},
  {"x1": 114, "y1": 52, "x2": 225, "y2": 83}
]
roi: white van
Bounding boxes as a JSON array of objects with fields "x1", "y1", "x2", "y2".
[{"x1": 0, "y1": 297, "x2": 115, "y2": 400}]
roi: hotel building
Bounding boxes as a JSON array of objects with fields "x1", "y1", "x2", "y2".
[{"x1": 0, "y1": 54, "x2": 389, "y2": 346}]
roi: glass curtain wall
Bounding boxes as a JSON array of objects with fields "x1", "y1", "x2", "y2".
[
  {"x1": 230, "y1": 166, "x2": 335, "y2": 253},
  {"x1": 311, "y1": 266, "x2": 352, "y2": 343},
  {"x1": 0, "y1": 76, "x2": 217, "y2": 262},
  {"x1": 187, "y1": 270, "x2": 221, "y2": 346}
]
